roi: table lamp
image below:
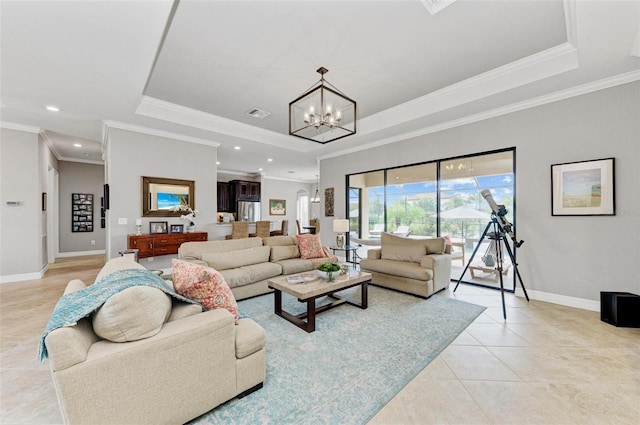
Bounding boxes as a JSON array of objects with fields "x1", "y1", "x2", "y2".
[{"x1": 332, "y1": 219, "x2": 349, "y2": 248}]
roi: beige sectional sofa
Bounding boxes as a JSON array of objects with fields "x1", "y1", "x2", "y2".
[
  {"x1": 178, "y1": 235, "x2": 338, "y2": 300},
  {"x1": 44, "y1": 257, "x2": 266, "y2": 425},
  {"x1": 360, "y1": 233, "x2": 452, "y2": 298}
]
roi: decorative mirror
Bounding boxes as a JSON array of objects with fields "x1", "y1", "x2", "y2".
[{"x1": 142, "y1": 176, "x2": 195, "y2": 217}]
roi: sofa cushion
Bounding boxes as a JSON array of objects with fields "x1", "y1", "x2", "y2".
[
  {"x1": 381, "y1": 244, "x2": 426, "y2": 263},
  {"x1": 423, "y1": 237, "x2": 446, "y2": 254},
  {"x1": 275, "y1": 258, "x2": 314, "y2": 275},
  {"x1": 262, "y1": 235, "x2": 297, "y2": 247},
  {"x1": 202, "y1": 245, "x2": 271, "y2": 270},
  {"x1": 235, "y1": 318, "x2": 266, "y2": 359},
  {"x1": 220, "y1": 262, "x2": 282, "y2": 289},
  {"x1": 270, "y1": 245, "x2": 300, "y2": 261},
  {"x1": 95, "y1": 256, "x2": 146, "y2": 281},
  {"x1": 295, "y1": 234, "x2": 326, "y2": 259},
  {"x1": 171, "y1": 260, "x2": 239, "y2": 324},
  {"x1": 179, "y1": 238, "x2": 262, "y2": 260},
  {"x1": 380, "y1": 233, "x2": 447, "y2": 261},
  {"x1": 361, "y1": 258, "x2": 434, "y2": 281},
  {"x1": 92, "y1": 286, "x2": 172, "y2": 343}
]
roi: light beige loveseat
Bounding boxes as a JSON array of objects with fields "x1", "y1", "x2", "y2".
[
  {"x1": 360, "y1": 232, "x2": 452, "y2": 298},
  {"x1": 44, "y1": 257, "x2": 266, "y2": 425},
  {"x1": 178, "y1": 236, "x2": 338, "y2": 300}
]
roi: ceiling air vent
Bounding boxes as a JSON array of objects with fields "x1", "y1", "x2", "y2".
[{"x1": 246, "y1": 108, "x2": 271, "y2": 119}]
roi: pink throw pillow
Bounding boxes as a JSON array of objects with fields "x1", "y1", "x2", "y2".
[
  {"x1": 296, "y1": 234, "x2": 326, "y2": 259},
  {"x1": 171, "y1": 260, "x2": 239, "y2": 324}
]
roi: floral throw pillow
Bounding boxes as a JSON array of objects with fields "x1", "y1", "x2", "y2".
[
  {"x1": 296, "y1": 234, "x2": 326, "y2": 259},
  {"x1": 171, "y1": 260, "x2": 239, "y2": 324}
]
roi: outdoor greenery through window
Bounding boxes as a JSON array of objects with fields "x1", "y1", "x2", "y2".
[{"x1": 347, "y1": 149, "x2": 515, "y2": 290}]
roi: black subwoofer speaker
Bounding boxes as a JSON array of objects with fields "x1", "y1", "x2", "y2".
[{"x1": 600, "y1": 292, "x2": 640, "y2": 328}]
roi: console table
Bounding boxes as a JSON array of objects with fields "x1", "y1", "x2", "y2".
[{"x1": 128, "y1": 232, "x2": 207, "y2": 259}]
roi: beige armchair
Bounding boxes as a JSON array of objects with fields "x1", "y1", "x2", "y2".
[{"x1": 360, "y1": 232, "x2": 452, "y2": 298}]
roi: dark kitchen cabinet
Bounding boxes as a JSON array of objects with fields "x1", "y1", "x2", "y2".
[
  {"x1": 230, "y1": 180, "x2": 260, "y2": 202},
  {"x1": 217, "y1": 182, "x2": 231, "y2": 212}
]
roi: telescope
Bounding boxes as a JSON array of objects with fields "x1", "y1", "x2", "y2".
[{"x1": 480, "y1": 189, "x2": 524, "y2": 248}]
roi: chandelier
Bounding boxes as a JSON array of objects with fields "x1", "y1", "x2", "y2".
[
  {"x1": 289, "y1": 67, "x2": 356, "y2": 144},
  {"x1": 311, "y1": 174, "x2": 320, "y2": 203}
]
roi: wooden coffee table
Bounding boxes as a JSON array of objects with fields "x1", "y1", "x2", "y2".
[{"x1": 268, "y1": 271, "x2": 371, "y2": 333}]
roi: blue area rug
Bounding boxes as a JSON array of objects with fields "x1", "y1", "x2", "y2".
[{"x1": 189, "y1": 285, "x2": 485, "y2": 425}]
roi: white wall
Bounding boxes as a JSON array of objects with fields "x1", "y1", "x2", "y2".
[
  {"x1": 58, "y1": 161, "x2": 105, "y2": 254},
  {"x1": 320, "y1": 82, "x2": 640, "y2": 304},
  {"x1": 262, "y1": 177, "x2": 314, "y2": 236},
  {"x1": 0, "y1": 127, "x2": 59, "y2": 281},
  {"x1": 104, "y1": 128, "x2": 218, "y2": 269}
]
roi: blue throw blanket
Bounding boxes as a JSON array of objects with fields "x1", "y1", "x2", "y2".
[{"x1": 38, "y1": 269, "x2": 202, "y2": 361}]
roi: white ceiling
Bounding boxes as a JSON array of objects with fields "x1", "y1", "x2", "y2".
[{"x1": 1, "y1": 0, "x2": 638, "y2": 181}]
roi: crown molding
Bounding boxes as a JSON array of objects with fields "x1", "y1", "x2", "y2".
[
  {"x1": 0, "y1": 121, "x2": 42, "y2": 134},
  {"x1": 319, "y1": 70, "x2": 640, "y2": 161},
  {"x1": 563, "y1": 0, "x2": 578, "y2": 47},
  {"x1": 420, "y1": 0, "x2": 457, "y2": 16},
  {"x1": 262, "y1": 174, "x2": 315, "y2": 184},
  {"x1": 358, "y1": 42, "x2": 579, "y2": 136},
  {"x1": 217, "y1": 168, "x2": 257, "y2": 178},
  {"x1": 57, "y1": 156, "x2": 104, "y2": 166},
  {"x1": 135, "y1": 96, "x2": 318, "y2": 153},
  {"x1": 39, "y1": 130, "x2": 62, "y2": 160},
  {"x1": 102, "y1": 120, "x2": 221, "y2": 148}
]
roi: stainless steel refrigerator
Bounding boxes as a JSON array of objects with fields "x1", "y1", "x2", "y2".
[{"x1": 237, "y1": 201, "x2": 261, "y2": 222}]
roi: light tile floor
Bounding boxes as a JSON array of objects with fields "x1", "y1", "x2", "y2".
[{"x1": 1, "y1": 256, "x2": 639, "y2": 424}]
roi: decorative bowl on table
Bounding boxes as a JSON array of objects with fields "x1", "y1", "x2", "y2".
[{"x1": 317, "y1": 262, "x2": 341, "y2": 282}]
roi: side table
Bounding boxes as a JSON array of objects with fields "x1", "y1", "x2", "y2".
[{"x1": 329, "y1": 245, "x2": 361, "y2": 269}]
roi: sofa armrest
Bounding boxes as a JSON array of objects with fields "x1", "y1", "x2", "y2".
[
  {"x1": 367, "y1": 248, "x2": 382, "y2": 260},
  {"x1": 420, "y1": 254, "x2": 452, "y2": 291},
  {"x1": 45, "y1": 317, "x2": 100, "y2": 372}
]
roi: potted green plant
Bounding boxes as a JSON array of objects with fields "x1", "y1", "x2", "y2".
[{"x1": 317, "y1": 262, "x2": 341, "y2": 282}]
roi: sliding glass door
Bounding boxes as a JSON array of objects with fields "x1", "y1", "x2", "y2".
[
  {"x1": 346, "y1": 148, "x2": 516, "y2": 292},
  {"x1": 440, "y1": 151, "x2": 515, "y2": 291}
]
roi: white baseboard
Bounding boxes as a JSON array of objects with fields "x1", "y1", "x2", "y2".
[
  {"x1": 57, "y1": 249, "x2": 106, "y2": 258},
  {"x1": 515, "y1": 288, "x2": 600, "y2": 312},
  {"x1": 0, "y1": 270, "x2": 44, "y2": 284}
]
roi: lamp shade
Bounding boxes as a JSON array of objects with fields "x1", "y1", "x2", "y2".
[{"x1": 333, "y1": 219, "x2": 349, "y2": 233}]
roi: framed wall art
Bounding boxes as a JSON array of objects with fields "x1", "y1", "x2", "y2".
[
  {"x1": 551, "y1": 158, "x2": 615, "y2": 216},
  {"x1": 324, "y1": 187, "x2": 334, "y2": 217},
  {"x1": 71, "y1": 193, "x2": 94, "y2": 232},
  {"x1": 269, "y1": 199, "x2": 286, "y2": 216}
]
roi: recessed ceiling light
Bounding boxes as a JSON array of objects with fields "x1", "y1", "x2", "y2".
[
  {"x1": 267, "y1": 158, "x2": 273, "y2": 162},
  {"x1": 216, "y1": 161, "x2": 220, "y2": 165},
  {"x1": 234, "y1": 146, "x2": 241, "y2": 150},
  {"x1": 73, "y1": 143, "x2": 82, "y2": 148},
  {"x1": 258, "y1": 168, "x2": 263, "y2": 171},
  {"x1": 45, "y1": 105, "x2": 60, "y2": 112}
]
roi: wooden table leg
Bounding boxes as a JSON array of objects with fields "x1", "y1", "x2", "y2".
[
  {"x1": 273, "y1": 288, "x2": 282, "y2": 314},
  {"x1": 361, "y1": 281, "x2": 368, "y2": 309},
  {"x1": 306, "y1": 299, "x2": 316, "y2": 332}
]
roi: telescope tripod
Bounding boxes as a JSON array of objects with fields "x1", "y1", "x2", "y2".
[{"x1": 453, "y1": 217, "x2": 529, "y2": 319}]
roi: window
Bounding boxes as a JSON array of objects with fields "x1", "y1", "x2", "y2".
[
  {"x1": 347, "y1": 148, "x2": 516, "y2": 292},
  {"x1": 297, "y1": 190, "x2": 309, "y2": 228}
]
